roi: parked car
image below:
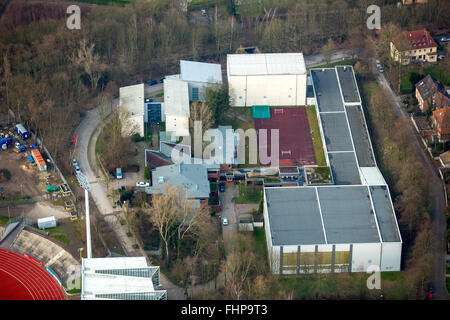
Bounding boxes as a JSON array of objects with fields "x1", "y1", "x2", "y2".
[
  {"x1": 427, "y1": 283, "x2": 434, "y2": 300},
  {"x1": 379, "y1": 67, "x2": 384, "y2": 73},
  {"x1": 375, "y1": 59, "x2": 380, "y2": 64},
  {"x1": 75, "y1": 166, "x2": 81, "y2": 174},
  {"x1": 159, "y1": 78, "x2": 165, "y2": 83},
  {"x1": 147, "y1": 80, "x2": 158, "y2": 86},
  {"x1": 222, "y1": 217, "x2": 229, "y2": 226},
  {"x1": 219, "y1": 183, "x2": 225, "y2": 192},
  {"x1": 72, "y1": 158, "x2": 78, "y2": 167},
  {"x1": 116, "y1": 168, "x2": 123, "y2": 179},
  {"x1": 136, "y1": 181, "x2": 150, "y2": 187}
]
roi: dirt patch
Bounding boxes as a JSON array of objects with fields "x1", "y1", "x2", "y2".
[
  {"x1": 0, "y1": 202, "x2": 70, "y2": 220},
  {"x1": 0, "y1": 149, "x2": 62, "y2": 198},
  {"x1": 234, "y1": 203, "x2": 259, "y2": 215}
]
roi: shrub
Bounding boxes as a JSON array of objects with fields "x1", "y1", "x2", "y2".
[
  {"x1": 131, "y1": 133, "x2": 144, "y2": 142},
  {"x1": 144, "y1": 164, "x2": 151, "y2": 180},
  {"x1": 0, "y1": 169, "x2": 11, "y2": 181}
]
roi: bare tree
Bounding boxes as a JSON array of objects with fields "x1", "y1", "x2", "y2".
[
  {"x1": 322, "y1": 38, "x2": 336, "y2": 65},
  {"x1": 147, "y1": 183, "x2": 181, "y2": 265},
  {"x1": 189, "y1": 101, "x2": 214, "y2": 136},
  {"x1": 220, "y1": 250, "x2": 255, "y2": 300},
  {"x1": 71, "y1": 38, "x2": 103, "y2": 91}
]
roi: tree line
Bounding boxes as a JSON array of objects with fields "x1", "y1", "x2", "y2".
[{"x1": 0, "y1": 0, "x2": 448, "y2": 169}]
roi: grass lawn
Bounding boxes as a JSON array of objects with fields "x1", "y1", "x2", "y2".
[
  {"x1": 46, "y1": 226, "x2": 70, "y2": 246},
  {"x1": 277, "y1": 272, "x2": 375, "y2": 299},
  {"x1": 306, "y1": 106, "x2": 327, "y2": 166},
  {"x1": 447, "y1": 277, "x2": 450, "y2": 293},
  {"x1": 232, "y1": 107, "x2": 253, "y2": 119},
  {"x1": 253, "y1": 228, "x2": 267, "y2": 261},
  {"x1": 308, "y1": 167, "x2": 332, "y2": 184},
  {"x1": 67, "y1": 288, "x2": 81, "y2": 294},
  {"x1": 235, "y1": 184, "x2": 263, "y2": 204},
  {"x1": 151, "y1": 92, "x2": 164, "y2": 98},
  {"x1": 0, "y1": 216, "x2": 10, "y2": 225},
  {"x1": 380, "y1": 271, "x2": 404, "y2": 282},
  {"x1": 400, "y1": 63, "x2": 450, "y2": 94},
  {"x1": 70, "y1": 0, "x2": 134, "y2": 5}
]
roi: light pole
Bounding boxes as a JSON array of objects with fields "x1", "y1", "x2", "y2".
[{"x1": 76, "y1": 172, "x2": 92, "y2": 259}]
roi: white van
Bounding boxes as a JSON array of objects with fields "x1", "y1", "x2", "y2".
[{"x1": 116, "y1": 168, "x2": 123, "y2": 179}]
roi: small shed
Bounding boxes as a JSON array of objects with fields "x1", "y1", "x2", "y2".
[
  {"x1": 37, "y1": 216, "x2": 56, "y2": 230},
  {"x1": 31, "y1": 149, "x2": 47, "y2": 171},
  {"x1": 238, "y1": 213, "x2": 254, "y2": 232}
]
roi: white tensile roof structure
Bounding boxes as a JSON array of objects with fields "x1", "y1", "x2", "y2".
[
  {"x1": 180, "y1": 60, "x2": 223, "y2": 84},
  {"x1": 81, "y1": 257, "x2": 166, "y2": 300},
  {"x1": 227, "y1": 53, "x2": 306, "y2": 76}
]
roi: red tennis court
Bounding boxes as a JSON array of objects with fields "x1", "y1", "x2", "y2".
[
  {"x1": 0, "y1": 248, "x2": 65, "y2": 300},
  {"x1": 254, "y1": 107, "x2": 316, "y2": 166}
]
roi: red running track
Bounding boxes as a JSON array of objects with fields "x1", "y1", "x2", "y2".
[
  {"x1": 0, "y1": 248, "x2": 65, "y2": 300},
  {"x1": 254, "y1": 107, "x2": 316, "y2": 166}
]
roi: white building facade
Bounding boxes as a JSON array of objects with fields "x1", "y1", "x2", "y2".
[
  {"x1": 227, "y1": 53, "x2": 307, "y2": 107},
  {"x1": 263, "y1": 186, "x2": 402, "y2": 275},
  {"x1": 81, "y1": 257, "x2": 166, "y2": 300},
  {"x1": 119, "y1": 83, "x2": 145, "y2": 137},
  {"x1": 163, "y1": 77, "x2": 190, "y2": 137}
]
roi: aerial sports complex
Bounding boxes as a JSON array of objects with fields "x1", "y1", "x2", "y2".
[
  {"x1": 254, "y1": 106, "x2": 316, "y2": 166},
  {"x1": 262, "y1": 66, "x2": 402, "y2": 275}
]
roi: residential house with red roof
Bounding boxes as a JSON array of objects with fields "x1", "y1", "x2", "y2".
[
  {"x1": 415, "y1": 74, "x2": 448, "y2": 112},
  {"x1": 432, "y1": 106, "x2": 450, "y2": 142},
  {"x1": 390, "y1": 29, "x2": 437, "y2": 65}
]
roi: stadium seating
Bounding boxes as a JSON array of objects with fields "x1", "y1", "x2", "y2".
[{"x1": 10, "y1": 229, "x2": 80, "y2": 286}]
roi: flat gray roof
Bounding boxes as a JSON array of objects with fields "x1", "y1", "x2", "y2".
[
  {"x1": 336, "y1": 66, "x2": 360, "y2": 103},
  {"x1": 328, "y1": 152, "x2": 361, "y2": 185},
  {"x1": 310, "y1": 69, "x2": 344, "y2": 112},
  {"x1": 264, "y1": 66, "x2": 401, "y2": 247},
  {"x1": 265, "y1": 187, "x2": 326, "y2": 246},
  {"x1": 369, "y1": 186, "x2": 401, "y2": 242},
  {"x1": 265, "y1": 186, "x2": 400, "y2": 245},
  {"x1": 320, "y1": 113, "x2": 354, "y2": 152},
  {"x1": 317, "y1": 186, "x2": 379, "y2": 244},
  {"x1": 345, "y1": 105, "x2": 376, "y2": 167}
]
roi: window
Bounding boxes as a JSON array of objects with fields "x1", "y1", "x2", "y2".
[
  {"x1": 299, "y1": 252, "x2": 315, "y2": 273},
  {"x1": 282, "y1": 252, "x2": 297, "y2": 271},
  {"x1": 334, "y1": 251, "x2": 350, "y2": 265},
  {"x1": 192, "y1": 87, "x2": 199, "y2": 101},
  {"x1": 317, "y1": 252, "x2": 332, "y2": 265}
]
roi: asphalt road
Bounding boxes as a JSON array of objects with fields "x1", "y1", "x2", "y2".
[
  {"x1": 73, "y1": 101, "x2": 185, "y2": 299},
  {"x1": 218, "y1": 184, "x2": 238, "y2": 254},
  {"x1": 371, "y1": 61, "x2": 449, "y2": 299},
  {"x1": 304, "y1": 49, "x2": 363, "y2": 67}
]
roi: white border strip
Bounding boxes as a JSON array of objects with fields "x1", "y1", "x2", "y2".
[{"x1": 314, "y1": 187, "x2": 328, "y2": 244}]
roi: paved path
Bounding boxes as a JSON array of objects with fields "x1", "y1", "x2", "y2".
[
  {"x1": 370, "y1": 59, "x2": 449, "y2": 299},
  {"x1": 73, "y1": 103, "x2": 185, "y2": 299},
  {"x1": 304, "y1": 49, "x2": 363, "y2": 67},
  {"x1": 219, "y1": 185, "x2": 238, "y2": 254}
]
